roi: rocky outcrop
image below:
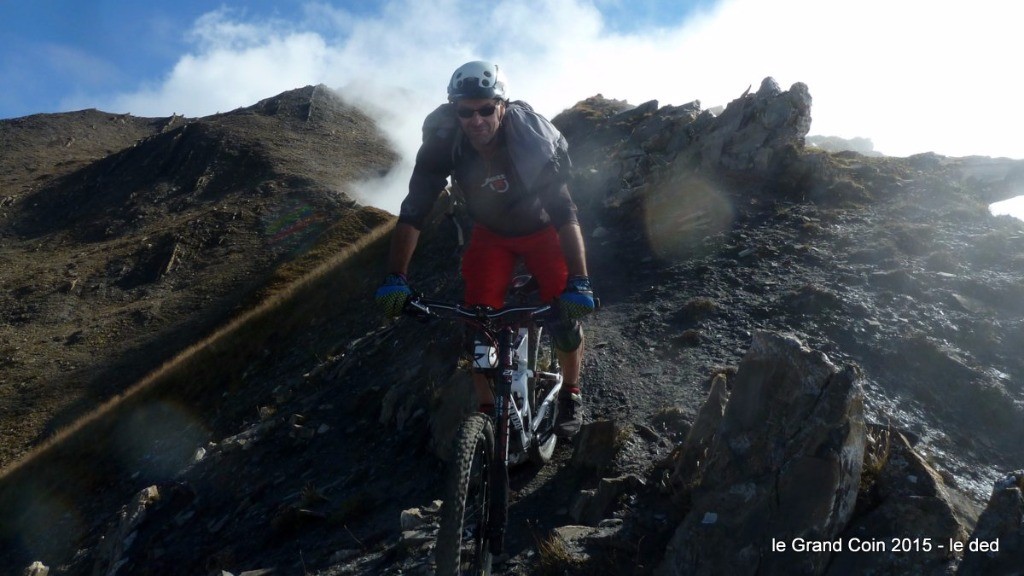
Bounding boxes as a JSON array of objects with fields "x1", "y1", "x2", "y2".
[
  {"x1": 958, "y1": 470, "x2": 1024, "y2": 575},
  {"x1": 657, "y1": 333, "x2": 994, "y2": 576},
  {"x1": 92, "y1": 485, "x2": 161, "y2": 576},
  {"x1": 825, "y1": 429, "x2": 978, "y2": 575},
  {"x1": 669, "y1": 373, "x2": 730, "y2": 497},
  {"x1": 560, "y1": 77, "x2": 811, "y2": 174},
  {"x1": 688, "y1": 77, "x2": 812, "y2": 174},
  {"x1": 659, "y1": 332, "x2": 866, "y2": 576},
  {"x1": 555, "y1": 77, "x2": 814, "y2": 216}
]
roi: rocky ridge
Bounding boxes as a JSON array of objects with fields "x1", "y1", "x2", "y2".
[
  {"x1": 2, "y1": 78, "x2": 1024, "y2": 575},
  {"x1": 0, "y1": 85, "x2": 396, "y2": 469}
]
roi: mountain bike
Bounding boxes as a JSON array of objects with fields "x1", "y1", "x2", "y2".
[{"x1": 403, "y1": 275, "x2": 564, "y2": 576}]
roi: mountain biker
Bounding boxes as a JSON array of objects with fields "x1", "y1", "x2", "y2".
[{"x1": 375, "y1": 60, "x2": 595, "y2": 438}]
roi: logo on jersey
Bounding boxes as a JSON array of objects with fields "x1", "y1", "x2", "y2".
[{"x1": 482, "y1": 173, "x2": 510, "y2": 193}]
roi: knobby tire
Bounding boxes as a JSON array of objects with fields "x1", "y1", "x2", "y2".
[{"x1": 436, "y1": 413, "x2": 495, "y2": 576}]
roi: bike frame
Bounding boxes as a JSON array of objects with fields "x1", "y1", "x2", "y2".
[{"x1": 404, "y1": 296, "x2": 563, "y2": 554}]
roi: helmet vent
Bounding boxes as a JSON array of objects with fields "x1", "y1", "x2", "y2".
[{"x1": 447, "y1": 61, "x2": 507, "y2": 102}]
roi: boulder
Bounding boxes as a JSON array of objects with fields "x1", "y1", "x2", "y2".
[
  {"x1": 572, "y1": 419, "x2": 629, "y2": 471},
  {"x1": 958, "y1": 470, "x2": 1024, "y2": 576},
  {"x1": 825, "y1": 428, "x2": 978, "y2": 575},
  {"x1": 659, "y1": 332, "x2": 866, "y2": 576},
  {"x1": 571, "y1": 474, "x2": 645, "y2": 526},
  {"x1": 547, "y1": 521, "x2": 629, "y2": 567}
]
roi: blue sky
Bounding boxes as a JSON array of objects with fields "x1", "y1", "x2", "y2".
[
  {"x1": 0, "y1": 0, "x2": 703, "y2": 120},
  {"x1": 2, "y1": 0, "x2": 1023, "y2": 212}
]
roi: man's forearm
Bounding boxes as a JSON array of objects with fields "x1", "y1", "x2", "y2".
[
  {"x1": 387, "y1": 222, "x2": 421, "y2": 277},
  {"x1": 558, "y1": 223, "x2": 589, "y2": 278}
]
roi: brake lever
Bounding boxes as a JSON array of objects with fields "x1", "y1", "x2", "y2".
[{"x1": 402, "y1": 296, "x2": 433, "y2": 322}]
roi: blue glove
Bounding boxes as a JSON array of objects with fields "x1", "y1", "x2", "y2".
[
  {"x1": 559, "y1": 275, "x2": 595, "y2": 321},
  {"x1": 375, "y1": 273, "x2": 412, "y2": 317}
]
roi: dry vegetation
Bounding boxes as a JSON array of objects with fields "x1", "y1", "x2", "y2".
[
  {"x1": 0, "y1": 85, "x2": 396, "y2": 471},
  {"x1": 0, "y1": 86, "x2": 402, "y2": 566}
]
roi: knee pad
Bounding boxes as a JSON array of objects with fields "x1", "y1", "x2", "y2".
[{"x1": 550, "y1": 319, "x2": 583, "y2": 353}]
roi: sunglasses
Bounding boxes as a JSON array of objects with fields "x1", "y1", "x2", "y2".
[{"x1": 456, "y1": 104, "x2": 498, "y2": 119}]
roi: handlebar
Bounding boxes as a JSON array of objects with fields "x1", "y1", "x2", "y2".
[{"x1": 403, "y1": 296, "x2": 557, "y2": 326}]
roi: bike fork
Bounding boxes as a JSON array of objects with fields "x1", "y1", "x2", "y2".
[{"x1": 488, "y1": 326, "x2": 514, "y2": 556}]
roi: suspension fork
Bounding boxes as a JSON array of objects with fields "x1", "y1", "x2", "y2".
[{"x1": 488, "y1": 324, "x2": 515, "y2": 555}]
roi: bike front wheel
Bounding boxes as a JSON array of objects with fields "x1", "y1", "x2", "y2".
[{"x1": 436, "y1": 413, "x2": 495, "y2": 576}]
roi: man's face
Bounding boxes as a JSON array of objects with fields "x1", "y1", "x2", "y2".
[{"x1": 456, "y1": 98, "x2": 505, "y2": 150}]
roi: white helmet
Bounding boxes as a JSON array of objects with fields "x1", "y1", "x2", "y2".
[{"x1": 447, "y1": 60, "x2": 508, "y2": 102}]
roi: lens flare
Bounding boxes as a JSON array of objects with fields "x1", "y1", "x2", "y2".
[
  {"x1": 644, "y1": 176, "x2": 735, "y2": 261},
  {"x1": 6, "y1": 483, "x2": 83, "y2": 566},
  {"x1": 263, "y1": 198, "x2": 327, "y2": 255},
  {"x1": 111, "y1": 400, "x2": 209, "y2": 482}
]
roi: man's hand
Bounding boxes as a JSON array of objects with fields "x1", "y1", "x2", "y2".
[
  {"x1": 375, "y1": 273, "x2": 413, "y2": 317},
  {"x1": 559, "y1": 275, "x2": 595, "y2": 321}
]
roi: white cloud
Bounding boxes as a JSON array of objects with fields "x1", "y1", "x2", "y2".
[{"x1": 94, "y1": 0, "x2": 1024, "y2": 213}]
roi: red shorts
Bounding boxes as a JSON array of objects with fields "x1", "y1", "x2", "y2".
[{"x1": 462, "y1": 225, "x2": 568, "y2": 309}]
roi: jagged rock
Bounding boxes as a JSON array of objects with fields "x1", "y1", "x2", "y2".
[
  {"x1": 92, "y1": 485, "x2": 161, "y2": 576},
  {"x1": 633, "y1": 101, "x2": 703, "y2": 154},
  {"x1": 400, "y1": 500, "x2": 442, "y2": 530},
  {"x1": 659, "y1": 332, "x2": 865, "y2": 576},
  {"x1": 547, "y1": 523, "x2": 627, "y2": 566},
  {"x1": 671, "y1": 373, "x2": 730, "y2": 498},
  {"x1": 395, "y1": 500, "x2": 443, "y2": 557},
  {"x1": 611, "y1": 99, "x2": 659, "y2": 125},
  {"x1": 958, "y1": 470, "x2": 1024, "y2": 576},
  {"x1": 217, "y1": 420, "x2": 274, "y2": 452},
  {"x1": 825, "y1": 428, "x2": 978, "y2": 575},
  {"x1": 23, "y1": 561, "x2": 48, "y2": 576},
  {"x1": 570, "y1": 474, "x2": 645, "y2": 526},
  {"x1": 554, "y1": 77, "x2": 812, "y2": 230},
  {"x1": 572, "y1": 419, "x2": 628, "y2": 470},
  {"x1": 687, "y1": 77, "x2": 812, "y2": 173},
  {"x1": 552, "y1": 94, "x2": 637, "y2": 165},
  {"x1": 399, "y1": 529, "x2": 434, "y2": 551}
]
